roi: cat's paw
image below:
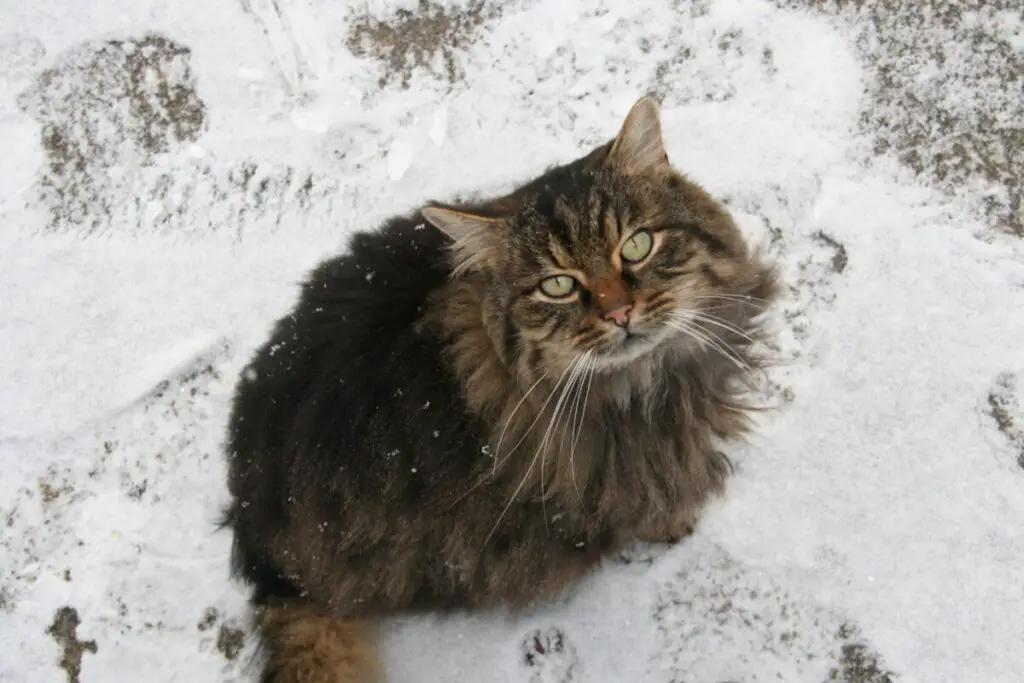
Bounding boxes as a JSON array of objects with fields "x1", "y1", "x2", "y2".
[{"x1": 520, "y1": 627, "x2": 578, "y2": 683}]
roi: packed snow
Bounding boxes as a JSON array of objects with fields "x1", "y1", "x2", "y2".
[{"x1": 1, "y1": 1, "x2": 1022, "y2": 682}]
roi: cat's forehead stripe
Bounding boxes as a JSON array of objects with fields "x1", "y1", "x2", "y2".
[
  {"x1": 545, "y1": 235, "x2": 572, "y2": 270},
  {"x1": 601, "y1": 195, "x2": 622, "y2": 245},
  {"x1": 587, "y1": 186, "x2": 605, "y2": 239},
  {"x1": 665, "y1": 221, "x2": 734, "y2": 257}
]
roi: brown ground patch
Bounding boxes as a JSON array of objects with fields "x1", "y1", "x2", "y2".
[
  {"x1": 829, "y1": 624, "x2": 896, "y2": 683},
  {"x1": 987, "y1": 372, "x2": 1024, "y2": 469},
  {"x1": 779, "y1": 0, "x2": 1022, "y2": 237},
  {"x1": 813, "y1": 231, "x2": 850, "y2": 275},
  {"x1": 46, "y1": 606, "x2": 98, "y2": 683},
  {"x1": 37, "y1": 465, "x2": 74, "y2": 505},
  {"x1": 17, "y1": 33, "x2": 207, "y2": 233},
  {"x1": 346, "y1": 0, "x2": 498, "y2": 88}
]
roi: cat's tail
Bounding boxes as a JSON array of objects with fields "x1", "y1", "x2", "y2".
[{"x1": 255, "y1": 600, "x2": 384, "y2": 683}]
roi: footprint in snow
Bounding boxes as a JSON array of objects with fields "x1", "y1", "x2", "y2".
[{"x1": 520, "y1": 627, "x2": 578, "y2": 683}]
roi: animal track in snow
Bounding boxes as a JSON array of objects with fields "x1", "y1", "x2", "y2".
[{"x1": 520, "y1": 627, "x2": 579, "y2": 683}]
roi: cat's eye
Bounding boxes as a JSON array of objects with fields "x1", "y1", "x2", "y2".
[
  {"x1": 538, "y1": 275, "x2": 577, "y2": 298},
  {"x1": 621, "y1": 230, "x2": 654, "y2": 263}
]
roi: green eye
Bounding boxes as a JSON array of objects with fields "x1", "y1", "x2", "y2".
[
  {"x1": 621, "y1": 230, "x2": 654, "y2": 263},
  {"x1": 539, "y1": 275, "x2": 577, "y2": 298}
]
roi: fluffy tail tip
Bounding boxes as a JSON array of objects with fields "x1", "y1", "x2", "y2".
[{"x1": 255, "y1": 601, "x2": 384, "y2": 683}]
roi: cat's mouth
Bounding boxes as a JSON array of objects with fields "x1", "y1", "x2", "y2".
[
  {"x1": 621, "y1": 330, "x2": 647, "y2": 347},
  {"x1": 595, "y1": 327, "x2": 663, "y2": 368}
]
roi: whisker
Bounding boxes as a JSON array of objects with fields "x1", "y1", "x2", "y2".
[
  {"x1": 690, "y1": 293, "x2": 773, "y2": 306},
  {"x1": 687, "y1": 293, "x2": 773, "y2": 312},
  {"x1": 454, "y1": 358, "x2": 575, "y2": 508},
  {"x1": 492, "y1": 372, "x2": 549, "y2": 475},
  {"x1": 569, "y1": 355, "x2": 596, "y2": 507},
  {"x1": 676, "y1": 310, "x2": 758, "y2": 346},
  {"x1": 665, "y1": 318, "x2": 760, "y2": 386},
  {"x1": 687, "y1": 324, "x2": 756, "y2": 381},
  {"x1": 483, "y1": 353, "x2": 588, "y2": 547},
  {"x1": 643, "y1": 297, "x2": 678, "y2": 317},
  {"x1": 539, "y1": 352, "x2": 592, "y2": 524},
  {"x1": 491, "y1": 358, "x2": 578, "y2": 472}
]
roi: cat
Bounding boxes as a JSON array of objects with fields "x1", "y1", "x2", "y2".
[{"x1": 222, "y1": 95, "x2": 779, "y2": 683}]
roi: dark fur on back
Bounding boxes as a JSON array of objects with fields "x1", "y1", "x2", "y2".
[{"x1": 223, "y1": 97, "x2": 779, "y2": 682}]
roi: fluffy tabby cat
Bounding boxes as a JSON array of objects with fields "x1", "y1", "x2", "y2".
[{"x1": 223, "y1": 96, "x2": 778, "y2": 683}]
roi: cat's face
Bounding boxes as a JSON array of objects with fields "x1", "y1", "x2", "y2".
[
  {"x1": 424, "y1": 97, "x2": 776, "y2": 375},
  {"x1": 505, "y1": 162, "x2": 779, "y2": 374}
]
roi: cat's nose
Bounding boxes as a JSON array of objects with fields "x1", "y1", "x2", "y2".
[{"x1": 603, "y1": 305, "x2": 633, "y2": 327}]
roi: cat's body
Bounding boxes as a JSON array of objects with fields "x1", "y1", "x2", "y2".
[{"x1": 224, "y1": 97, "x2": 778, "y2": 683}]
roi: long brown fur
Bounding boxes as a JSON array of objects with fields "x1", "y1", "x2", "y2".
[
  {"x1": 223, "y1": 96, "x2": 779, "y2": 682},
  {"x1": 257, "y1": 604, "x2": 383, "y2": 683}
]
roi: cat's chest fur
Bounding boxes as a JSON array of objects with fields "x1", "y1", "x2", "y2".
[
  {"x1": 507, "y1": 362, "x2": 733, "y2": 529},
  {"x1": 426, "y1": 273, "x2": 743, "y2": 541}
]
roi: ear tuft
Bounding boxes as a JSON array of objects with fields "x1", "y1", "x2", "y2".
[
  {"x1": 421, "y1": 206, "x2": 504, "y2": 274},
  {"x1": 607, "y1": 95, "x2": 670, "y2": 176},
  {"x1": 421, "y1": 207, "x2": 497, "y2": 242}
]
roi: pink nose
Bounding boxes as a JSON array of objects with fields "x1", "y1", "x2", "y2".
[{"x1": 603, "y1": 305, "x2": 632, "y2": 327}]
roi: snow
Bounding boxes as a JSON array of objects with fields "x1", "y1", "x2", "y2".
[{"x1": 1, "y1": 0, "x2": 1023, "y2": 682}]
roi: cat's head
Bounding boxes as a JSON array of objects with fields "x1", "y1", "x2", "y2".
[{"x1": 423, "y1": 96, "x2": 777, "y2": 376}]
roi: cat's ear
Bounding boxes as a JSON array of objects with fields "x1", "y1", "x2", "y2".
[
  {"x1": 421, "y1": 206, "x2": 504, "y2": 273},
  {"x1": 421, "y1": 207, "x2": 499, "y2": 242},
  {"x1": 606, "y1": 95, "x2": 670, "y2": 176}
]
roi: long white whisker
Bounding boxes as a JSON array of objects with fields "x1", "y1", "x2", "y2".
[
  {"x1": 538, "y1": 352, "x2": 592, "y2": 525},
  {"x1": 569, "y1": 355, "x2": 596, "y2": 506},
  {"x1": 567, "y1": 355, "x2": 589, "y2": 454},
  {"x1": 456, "y1": 359, "x2": 575, "y2": 508},
  {"x1": 492, "y1": 372, "x2": 548, "y2": 475},
  {"x1": 689, "y1": 293, "x2": 772, "y2": 307},
  {"x1": 491, "y1": 358, "x2": 577, "y2": 473},
  {"x1": 676, "y1": 310, "x2": 758, "y2": 346},
  {"x1": 484, "y1": 353, "x2": 588, "y2": 547},
  {"x1": 680, "y1": 321, "x2": 753, "y2": 379},
  {"x1": 563, "y1": 354, "x2": 588, "y2": 503},
  {"x1": 665, "y1": 318, "x2": 759, "y2": 385},
  {"x1": 669, "y1": 310, "x2": 752, "y2": 351}
]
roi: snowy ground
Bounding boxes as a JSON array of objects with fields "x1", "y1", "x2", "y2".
[{"x1": 1, "y1": 1, "x2": 1022, "y2": 682}]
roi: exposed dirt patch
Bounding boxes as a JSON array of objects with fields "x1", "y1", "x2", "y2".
[
  {"x1": 986, "y1": 372, "x2": 1024, "y2": 469},
  {"x1": 121, "y1": 473, "x2": 149, "y2": 501},
  {"x1": 652, "y1": 23, "x2": 779, "y2": 105},
  {"x1": 46, "y1": 606, "x2": 98, "y2": 683},
  {"x1": 17, "y1": 33, "x2": 207, "y2": 233},
  {"x1": 346, "y1": 0, "x2": 497, "y2": 88},
  {"x1": 654, "y1": 541, "x2": 898, "y2": 680},
  {"x1": 778, "y1": 0, "x2": 1023, "y2": 237},
  {"x1": 830, "y1": 624, "x2": 897, "y2": 683},
  {"x1": 813, "y1": 231, "x2": 850, "y2": 275},
  {"x1": 38, "y1": 466, "x2": 75, "y2": 505}
]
